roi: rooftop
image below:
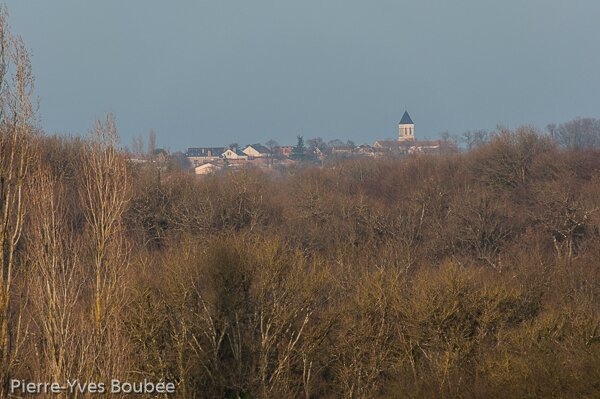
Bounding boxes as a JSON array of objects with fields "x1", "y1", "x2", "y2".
[{"x1": 399, "y1": 110, "x2": 414, "y2": 125}]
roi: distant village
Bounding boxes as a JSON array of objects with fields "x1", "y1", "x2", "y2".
[{"x1": 184, "y1": 111, "x2": 457, "y2": 175}]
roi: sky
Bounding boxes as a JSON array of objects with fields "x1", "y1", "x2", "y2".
[{"x1": 4, "y1": 1, "x2": 600, "y2": 151}]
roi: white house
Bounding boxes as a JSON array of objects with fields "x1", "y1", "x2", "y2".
[
  {"x1": 242, "y1": 144, "x2": 271, "y2": 158},
  {"x1": 353, "y1": 144, "x2": 375, "y2": 157},
  {"x1": 194, "y1": 163, "x2": 222, "y2": 175},
  {"x1": 222, "y1": 148, "x2": 248, "y2": 160}
]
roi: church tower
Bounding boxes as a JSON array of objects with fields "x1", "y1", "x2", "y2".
[{"x1": 398, "y1": 110, "x2": 415, "y2": 141}]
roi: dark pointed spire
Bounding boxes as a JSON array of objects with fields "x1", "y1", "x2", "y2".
[{"x1": 399, "y1": 110, "x2": 413, "y2": 125}]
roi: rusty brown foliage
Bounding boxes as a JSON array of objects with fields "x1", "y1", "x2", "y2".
[{"x1": 1, "y1": 8, "x2": 599, "y2": 396}]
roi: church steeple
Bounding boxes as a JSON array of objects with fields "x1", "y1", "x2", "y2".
[{"x1": 398, "y1": 110, "x2": 415, "y2": 141}]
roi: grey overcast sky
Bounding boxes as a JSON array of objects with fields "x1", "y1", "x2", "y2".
[{"x1": 4, "y1": 1, "x2": 600, "y2": 150}]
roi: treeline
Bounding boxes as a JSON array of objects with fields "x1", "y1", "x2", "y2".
[{"x1": 2, "y1": 121, "x2": 600, "y2": 398}]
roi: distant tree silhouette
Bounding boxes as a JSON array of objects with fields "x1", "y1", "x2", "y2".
[
  {"x1": 547, "y1": 117, "x2": 600, "y2": 149},
  {"x1": 292, "y1": 135, "x2": 306, "y2": 160}
]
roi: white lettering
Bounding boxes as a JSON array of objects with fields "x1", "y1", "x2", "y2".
[
  {"x1": 9, "y1": 379, "x2": 176, "y2": 394},
  {"x1": 144, "y1": 379, "x2": 155, "y2": 394},
  {"x1": 67, "y1": 379, "x2": 78, "y2": 392},
  {"x1": 9, "y1": 379, "x2": 21, "y2": 393},
  {"x1": 50, "y1": 382, "x2": 62, "y2": 394},
  {"x1": 165, "y1": 382, "x2": 175, "y2": 393}
]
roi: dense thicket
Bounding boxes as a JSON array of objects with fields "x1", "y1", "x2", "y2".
[{"x1": 5, "y1": 125, "x2": 600, "y2": 398}]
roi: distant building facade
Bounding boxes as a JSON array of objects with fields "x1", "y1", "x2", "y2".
[
  {"x1": 194, "y1": 163, "x2": 222, "y2": 175},
  {"x1": 275, "y1": 146, "x2": 293, "y2": 158},
  {"x1": 374, "y1": 110, "x2": 457, "y2": 155},
  {"x1": 242, "y1": 144, "x2": 271, "y2": 158},
  {"x1": 186, "y1": 147, "x2": 226, "y2": 166},
  {"x1": 398, "y1": 110, "x2": 415, "y2": 141},
  {"x1": 184, "y1": 109, "x2": 456, "y2": 174},
  {"x1": 222, "y1": 148, "x2": 248, "y2": 160}
]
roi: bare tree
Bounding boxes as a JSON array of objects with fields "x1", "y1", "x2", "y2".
[
  {"x1": 307, "y1": 137, "x2": 327, "y2": 152},
  {"x1": 0, "y1": 7, "x2": 37, "y2": 395},
  {"x1": 266, "y1": 139, "x2": 279, "y2": 164},
  {"x1": 532, "y1": 179, "x2": 598, "y2": 262},
  {"x1": 81, "y1": 114, "x2": 129, "y2": 327},
  {"x1": 131, "y1": 133, "x2": 144, "y2": 158},
  {"x1": 26, "y1": 171, "x2": 85, "y2": 384},
  {"x1": 547, "y1": 117, "x2": 600, "y2": 150},
  {"x1": 79, "y1": 114, "x2": 131, "y2": 383},
  {"x1": 460, "y1": 129, "x2": 489, "y2": 150},
  {"x1": 327, "y1": 139, "x2": 344, "y2": 148},
  {"x1": 265, "y1": 139, "x2": 278, "y2": 152},
  {"x1": 147, "y1": 129, "x2": 156, "y2": 157}
]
